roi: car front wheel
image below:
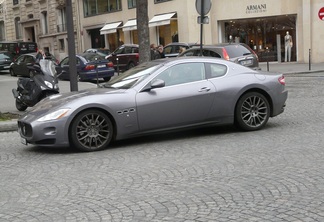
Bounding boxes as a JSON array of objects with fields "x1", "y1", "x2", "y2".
[
  {"x1": 70, "y1": 109, "x2": 113, "y2": 152},
  {"x1": 235, "y1": 92, "x2": 270, "y2": 131}
]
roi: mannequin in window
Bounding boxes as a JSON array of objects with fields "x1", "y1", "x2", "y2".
[{"x1": 284, "y1": 31, "x2": 293, "y2": 62}]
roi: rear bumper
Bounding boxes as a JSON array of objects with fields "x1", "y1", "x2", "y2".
[
  {"x1": 79, "y1": 69, "x2": 115, "y2": 80},
  {"x1": 271, "y1": 90, "x2": 288, "y2": 117}
]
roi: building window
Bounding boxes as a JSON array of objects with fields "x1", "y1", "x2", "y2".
[
  {"x1": 83, "y1": 0, "x2": 122, "y2": 17},
  {"x1": 128, "y1": 0, "x2": 136, "y2": 8},
  {"x1": 13, "y1": 0, "x2": 19, "y2": 5},
  {"x1": 57, "y1": 7, "x2": 67, "y2": 32},
  {"x1": 59, "y1": 39, "x2": 65, "y2": 51},
  {"x1": 154, "y1": 0, "x2": 171, "y2": 3},
  {"x1": 0, "y1": 21, "x2": 5, "y2": 41},
  {"x1": 14, "y1": 17, "x2": 22, "y2": 39},
  {"x1": 41, "y1": 11, "x2": 48, "y2": 34}
]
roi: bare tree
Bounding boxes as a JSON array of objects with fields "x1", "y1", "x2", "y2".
[{"x1": 136, "y1": 0, "x2": 150, "y2": 63}]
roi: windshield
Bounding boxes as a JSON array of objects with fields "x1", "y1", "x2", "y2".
[
  {"x1": 39, "y1": 59, "x2": 57, "y2": 77},
  {"x1": 103, "y1": 62, "x2": 162, "y2": 89}
]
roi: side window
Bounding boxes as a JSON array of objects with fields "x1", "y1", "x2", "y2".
[
  {"x1": 17, "y1": 56, "x2": 25, "y2": 63},
  {"x1": 25, "y1": 56, "x2": 34, "y2": 63},
  {"x1": 61, "y1": 58, "x2": 69, "y2": 65},
  {"x1": 163, "y1": 46, "x2": 172, "y2": 54},
  {"x1": 207, "y1": 63, "x2": 227, "y2": 78},
  {"x1": 182, "y1": 50, "x2": 195, "y2": 56},
  {"x1": 125, "y1": 47, "x2": 132, "y2": 54},
  {"x1": 156, "y1": 63, "x2": 205, "y2": 86},
  {"x1": 76, "y1": 57, "x2": 81, "y2": 65}
]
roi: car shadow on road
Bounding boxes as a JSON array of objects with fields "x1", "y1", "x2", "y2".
[{"x1": 23, "y1": 125, "x2": 239, "y2": 154}]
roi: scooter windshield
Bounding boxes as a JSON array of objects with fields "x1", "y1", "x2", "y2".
[{"x1": 39, "y1": 59, "x2": 56, "y2": 77}]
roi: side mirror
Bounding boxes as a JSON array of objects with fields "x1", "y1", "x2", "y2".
[
  {"x1": 151, "y1": 79, "x2": 165, "y2": 88},
  {"x1": 141, "y1": 79, "x2": 165, "y2": 92}
]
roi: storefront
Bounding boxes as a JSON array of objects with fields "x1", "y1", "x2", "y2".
[
  {"x1": 220, "y1": 14, "x2": 297, "y2": 62},
  {"x1": 212, "y1": 0, "x2": 324, "y2": 63}
]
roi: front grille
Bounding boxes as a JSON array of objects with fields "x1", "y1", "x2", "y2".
[{"x1": 18, "y1": 121, "x2": 32, "y2": 137}]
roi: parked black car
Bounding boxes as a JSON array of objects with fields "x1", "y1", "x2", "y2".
[
  {"x1": 0, "y1": 51, "x2": 15, "y2": 71},
  {"x1": 105, "y1": 44, "x2": 139, "y2": 71},
  {"x1": 9, "y1": 52, "x2": 58, "y2": 77},
  {"x1": 178, "y1": 43, "x2": 259, "y2": 69},
  {"x1": 163, "y1": 42, "x2": 200, "y2": 58}
]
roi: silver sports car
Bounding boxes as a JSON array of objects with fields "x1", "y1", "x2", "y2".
[{"x1": 17, "y1": 57, "x2": 288, "y2": 152}]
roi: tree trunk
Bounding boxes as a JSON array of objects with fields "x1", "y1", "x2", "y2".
[{"x1": 136, "y1": 0, "x2": 150, "y2": 63}]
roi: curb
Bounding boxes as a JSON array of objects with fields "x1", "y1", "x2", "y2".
[{"x1": 0, "y1": 120, "x2": 18, "y2": 133}]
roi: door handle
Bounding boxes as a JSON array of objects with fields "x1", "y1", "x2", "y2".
[{"x1": 198, "y1": 87, "x2": 211, "y2": 92}]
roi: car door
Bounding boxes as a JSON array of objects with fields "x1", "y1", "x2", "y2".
[
  {"x1": 136, "y1": 62, "x2": 216, "y2": 131},
  {"x1": 22, "y1": 55, "x2": 35, "y2": 77},
  {"x1": 12, "y1": 55, "x2": 25, "y2": 75}
]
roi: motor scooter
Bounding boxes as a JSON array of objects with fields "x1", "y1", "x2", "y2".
[{"x1": 12, "y1": 58, "x2": 60, "y2": 111}]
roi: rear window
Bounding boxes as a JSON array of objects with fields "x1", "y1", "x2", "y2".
[
  {"x1": 82, "y1": 53, "x2": 105, "y2": 62},
  {"x1": 224, "y1": 44, "x2": 253, "y2": 58}
]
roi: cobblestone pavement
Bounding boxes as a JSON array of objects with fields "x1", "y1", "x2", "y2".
[{"x1": 0, "y1": 74, "x2": 324, "y2": 221}]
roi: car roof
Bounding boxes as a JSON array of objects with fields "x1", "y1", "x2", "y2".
[
  {"x1": 120, "y1": 44, "x2": 139, "y2": 47},
  {"x1": 165, "y1": 42, "x2": 199, "y2": 47}
]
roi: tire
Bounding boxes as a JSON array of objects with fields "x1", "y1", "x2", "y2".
[
  {"x1": 15, "y1": 99, "x2": 28, "y2": 111},
  {"x1": 235, "y1": 92, "x2": 270, "y2": 131},
  {"x1": 103, "y1": 77, "x2": 111, "y2": 82},
  {"x1": 70, "y1": 109, "x2": 113, "y2": 152},
  {"x1": 127, "y1": 62, "x2": 135, "y2": 70},
  {"x1": 10, "y1": 69, "x2": 16, "y2": 77}
]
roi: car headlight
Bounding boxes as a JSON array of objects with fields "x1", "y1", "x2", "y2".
[
  {"x1": 44, "y1": 81, "x2": 53, "y2": 89},
  {"x1": 37, "y1": 108, "x2": 71, "y2": 122}
]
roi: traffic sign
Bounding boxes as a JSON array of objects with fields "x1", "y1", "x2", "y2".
[
  {"x1": 196, "y1": 0, "x2": 212, "y2": 16},
  {"x1": 319, "y1": 7, "x2": 324, "y2": 21}
]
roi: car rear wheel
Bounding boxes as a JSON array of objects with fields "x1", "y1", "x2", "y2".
[
  {"x1": 235, "y1": 92, "x2": 270, "y2": 131},
  {"x1": 10, "y1": 69, "x2": 16, "y2": 76},
  {"x1": 70, "y1": 109, "x2": 113, "y2": 152}
]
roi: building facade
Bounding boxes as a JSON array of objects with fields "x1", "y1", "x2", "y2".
[
  {"x1": 1, "y1": 0, "x2": 323, "y2": 63},
  {"x1": 0, "y1": 0, "x2": 78, "y2": 61}
]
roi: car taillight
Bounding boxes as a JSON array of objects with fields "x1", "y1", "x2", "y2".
[
  {"x1": 107, "y1": 61, "x2": 114, "y2": 67},
  {"x1": 222, "y1": 48, "x2": 230, "y2": 60},
  {"x1": 278, "y1": 75, "x2": 285, "y2": 85},
  {"x1": 84, "y1": 64, "x2": 96, "y2": 70},
  {"x1": 135, "y1": 53, "x2": 139, "y2": 59}
]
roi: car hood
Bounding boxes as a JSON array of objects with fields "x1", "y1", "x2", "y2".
[{"x1": 27, "y1": 87, "x2": 126, "y2": 114}]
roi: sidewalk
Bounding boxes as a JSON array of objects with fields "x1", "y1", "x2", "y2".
[
  {"x1": 259, "y1": 61, "x2": 324, "y2": 74},
  {"x1": 1, "y1": 62, "x2": 324, "y2": 133}
]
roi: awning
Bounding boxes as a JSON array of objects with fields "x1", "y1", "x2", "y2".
[
  {"x1": 149, "y1": 12, "x2": 176, "y2": 27},
  {"x1": 100, "y1": 21, "x2": 122, "y2": 35},
  {"x1": 122, "y1": 19, "x2": 137, "y2": 31}
]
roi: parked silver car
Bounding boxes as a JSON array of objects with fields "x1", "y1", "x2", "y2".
[{"x1": 17, "y1": 57, "x2": 288, "y2": 152}]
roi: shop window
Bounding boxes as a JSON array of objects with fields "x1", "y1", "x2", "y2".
[{"x1": 128, "y1": 0, "x2": 136, "y2": 9}]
